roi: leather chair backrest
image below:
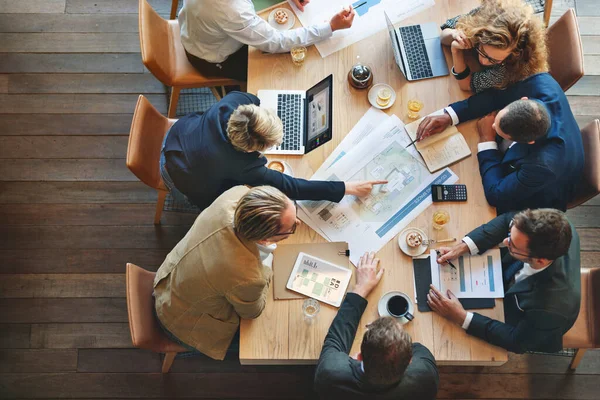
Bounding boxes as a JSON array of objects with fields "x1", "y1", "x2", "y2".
[
  {"x1": 127, "y1": 95, "x2": 175, "y2": 190},
  {"x1": 590, "y1": 267, "x2": 600, "y2": 346},
  {"x1": 568, "y1": 119, "x2": 600, "y2": 208},
  {"x1": 547, "y1": 9, "x2": 584, "y2": 91},
  {"x1": 126, "y1": 263, "x2": 162, "y2": 349},
  {"x1": 139, "y1": 0, "x2": 175, "y2": 85}
]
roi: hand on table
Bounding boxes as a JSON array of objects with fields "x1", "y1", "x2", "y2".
[
  {"x1": 476, "y1": 112, "x2": 498, "y2": 143},
  {"x1": 351, "y1": 251, "x2": 384, "y2": 299},
  {"x1": 330, "y1": 6, "x2": 355, "y2": 31},
  {"x1": 345, "y1": 180, "x2": 388, "y2": 197},
  {"x1": 435, "y1": 242, "x2": 470, "y2": 265},
  {"x1": 291, "y1": 0, "x2": 310, "y2": 12},
  {"x1": 415, "y1": 113, "x2": 452, "y2": 141},
  {"x1": 427, "y1": 284, "x2": 467, "y2": 326}
]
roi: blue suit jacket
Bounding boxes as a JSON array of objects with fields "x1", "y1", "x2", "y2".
[
  {"x1": 450, "y1": 73, "x2": 584, "y2": 214},
  {"x1": 163, "y1": 92, "x2": 344, "y2": 210}
]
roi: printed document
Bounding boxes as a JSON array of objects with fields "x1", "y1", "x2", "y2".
[
  {"x1": 288, "y1": 0, "x2": 435, "y2": 57},
  {"x1": 299, "y1": 122, "x2": 457, "y2": 265},
  {"x1": 429, "y1": 249, "x2": 504, "y2": 298}
]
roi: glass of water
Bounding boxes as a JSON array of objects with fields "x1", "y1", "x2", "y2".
[
  {"x1": 291, "y1": 46, "x2": 307, "y2": 66},
  {"x1": 302, "y1": 298, "x2": 320, "y2": 323}
]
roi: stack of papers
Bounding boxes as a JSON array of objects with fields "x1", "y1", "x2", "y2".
[{"x1": 298, "y1": 108, "x2": 458, "y2": 265}]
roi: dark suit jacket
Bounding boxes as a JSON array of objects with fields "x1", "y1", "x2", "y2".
[
  {"x1": 465, "y1": 212, "x2": 581, "y2": 353},
  {"x1": 163, "y1": 91, "x2": 345, "y2": 210},
  {"x1": 450, "y1": 73, "x2": 584, "y2": 214},
  {"x1": 314, "y1": 293, "x2": 439, "y2": 400}
]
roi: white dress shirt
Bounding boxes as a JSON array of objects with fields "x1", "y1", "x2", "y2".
[
  {"x1": 459, "y1": 236, "x2": 551, "y2": 330},
  {"x1": 179, "y1": 0, "x2": 333, "y2": 63},
  {"x1": 256, "y1": 242, "x2": 277, "y2": 268}
]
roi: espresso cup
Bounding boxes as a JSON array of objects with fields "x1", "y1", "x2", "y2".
[{"x1": 386, "y1": 294, "x2": 414, "y2": 321}]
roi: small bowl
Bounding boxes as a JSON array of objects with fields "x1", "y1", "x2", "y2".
[
  {"x1": 368, "y1": 83, "x2": 396, "y2": 110},
  {"x1": 267, "y1": 160, "x2": 294, "y2": 176}
]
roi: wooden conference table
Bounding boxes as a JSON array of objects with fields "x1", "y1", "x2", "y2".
[{"x1": 240, "y1": 0, "x2": 508, "y2": 366}]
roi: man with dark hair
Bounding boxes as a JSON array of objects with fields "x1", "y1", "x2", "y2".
[
  {"x1": 428, "y1": 209, "x2": 581, "y2": 354},
  {"x1": 415, "y1": 73, "x2": 584, "y2": 214},
  {"x1": 314, "y1": 252, "x2": 439, "y2": 399},
  {"x1": 498, "y1": 99, "x2": 551, "y2": 143}
]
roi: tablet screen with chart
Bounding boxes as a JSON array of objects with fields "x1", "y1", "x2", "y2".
[
  {"x1": 286, "y1": 252, "x2": 351, "y2": 307},
  {"x1": 305, "y1": 74, "x2": 333, "y2": 153}
]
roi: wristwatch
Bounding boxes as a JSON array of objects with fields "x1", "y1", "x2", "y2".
[{"x1": 451, "y1": 66, "x2": 471, "y2": 80}]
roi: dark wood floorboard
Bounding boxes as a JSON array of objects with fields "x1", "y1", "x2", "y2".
[{"x1": 0, "y1": 0, "x2": 598, "y2": 399}]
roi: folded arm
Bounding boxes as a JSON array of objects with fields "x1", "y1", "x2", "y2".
[{"x1": 478, "y1": 151, "x2": 555, "y2": 210}]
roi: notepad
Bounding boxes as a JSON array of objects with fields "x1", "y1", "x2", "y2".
[{"x1": 404, "y1": 110, "x2": 472, "y2": 173}]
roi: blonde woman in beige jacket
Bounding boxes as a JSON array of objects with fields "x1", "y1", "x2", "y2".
[{"x1": 153, "y1": 185, "x2": 299, "y2": 360}]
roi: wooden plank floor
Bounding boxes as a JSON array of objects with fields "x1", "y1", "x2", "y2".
[{"x1": 0, "y1": 0, "x2": 598, "y2": 398}]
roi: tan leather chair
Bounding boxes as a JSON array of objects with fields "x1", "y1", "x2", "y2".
[
  {"x1": 127, "y1": 95, "x2": 176, "y2": 224},
  {"x1": 547, "y1": 9, "x2": 584, "y2": 92},
  {"x1": 568, "y1": 119, "x2": 600, "y2": 209},
  {"x1": 139, "y1": 0, "x2": 244, "y2": 117},
  {"x1": 563, "y1": 268, "x2": 600, "y2": 369},
  {"x1": 126, "y1": 263, "x2": 187, "y2": 373}
]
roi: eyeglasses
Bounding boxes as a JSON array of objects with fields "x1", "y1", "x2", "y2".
[
  {"x1": 475, "y1": 44, "x2": 506, "y2": 66},
  {"x1": 507, "y1": 220, "x2": 531, "y2": 258},
  {"x1": 271, "y1": 200, "x2": 299, "y2": 237}
]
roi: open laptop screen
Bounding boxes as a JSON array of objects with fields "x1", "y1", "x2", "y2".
[
  {"x1": 384, "y1": 11, "x2": 406, "y2": 77},
  {"x1": 305, "y1": 74, "x2": 333, "y2": 153}
]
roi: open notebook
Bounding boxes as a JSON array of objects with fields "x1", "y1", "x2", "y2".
[{"x1": 404, "y1": 110, "x2": 472, "y2": 172}]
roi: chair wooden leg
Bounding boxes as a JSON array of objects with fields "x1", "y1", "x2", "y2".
[
  {"x1": 162, "y1": 352, "x2": 177, "y2": 373},
  {"x1": 210, "y1": 87, "x2": 223, "y2": 101},
  {"x1": 168, "y1": 87, "x2": 180, "y2": 118},
  {"x1": 569, "y1": 348, "x2": 587, "y2": 370},
  {"x1": 169, "y1": 0, "x2": 178, "y2": 19},
  {"x1": 154, "y1": 190, "x2": 167, "y2": 225},
  {"x1": 543, "y1": 0, "x2": 553, "y2": 27}
]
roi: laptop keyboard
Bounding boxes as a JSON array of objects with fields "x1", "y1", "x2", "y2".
[
  {"x1": 399, "y1": 25, "x2": 434, "y2": 80},
  {"x1": 276, "y1": 94, "x2": 302, "y2": 151}
]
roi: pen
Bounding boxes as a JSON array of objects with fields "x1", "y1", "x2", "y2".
[
  {"x1": 436, "y1": 250, "x2": 457, "y2": 270},
  {"x1": 405, "y1": 132, "x2": 422, "y2": 148},
  {"x1": 354, "y1": 1, "x2": 367, "y2": 9}
]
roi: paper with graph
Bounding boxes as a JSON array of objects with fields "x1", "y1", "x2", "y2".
[
  {"x1": 286, "y1": 252, "x2": 352, "y2": 307},
  {"x1": 287, "y1": 0, "x2": 435, "y2": 57},
  {"x1": 429, "y1": 249, "x2": 504, "y2": 298}
]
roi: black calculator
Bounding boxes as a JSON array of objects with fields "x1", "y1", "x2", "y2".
[{"x1": 431, "y1": 184, "x2": 467, "y2": 202}]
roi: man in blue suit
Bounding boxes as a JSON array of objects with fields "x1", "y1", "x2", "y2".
[{"x1": 416, "y1": 73, "x2": 584, "y2": 214}]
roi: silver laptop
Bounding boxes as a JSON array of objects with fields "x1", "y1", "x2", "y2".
[
  {"x1": 385, "y1": 11, "x2": 449, "y2": 81},
  {"x1": 258, "y1": 75, "x2": 334, "y2": 155}
]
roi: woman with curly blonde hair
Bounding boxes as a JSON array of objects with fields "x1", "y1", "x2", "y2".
[{"x1": 440, "y1": 0, "x2": 548, "y2": 93}]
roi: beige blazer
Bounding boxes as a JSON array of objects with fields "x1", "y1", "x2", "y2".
[{"x1": 153, "y1": 186, "x2": 272, "y2": 360}]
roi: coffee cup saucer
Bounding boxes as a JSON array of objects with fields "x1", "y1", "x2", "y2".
[{"x1": 377, "y1": 291, "x2": 415, "y2": 325}]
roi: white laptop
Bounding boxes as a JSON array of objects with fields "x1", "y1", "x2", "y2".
[{"x1": 258, "y1": 74, "x2": 333, "y2": 155}]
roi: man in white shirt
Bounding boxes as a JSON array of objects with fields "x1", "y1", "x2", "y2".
[
  {"x1": 179, "y1": 0, "x2": 355, "y2": 81},
  {"x1": 426, "y1": 208, "x2": 581, "y2": 354}
]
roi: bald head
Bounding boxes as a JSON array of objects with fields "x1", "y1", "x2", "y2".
[{"x1": 498, "y1": 99, "x2": 551, "y2": 143}]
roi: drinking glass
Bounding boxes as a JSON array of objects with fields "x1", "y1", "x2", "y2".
[
  {"x1": 407, "y1": 98, "x2": 424, "y2": 119},
  {"x1": 432, "y1": 210, "x2": 450, "y2": 230},
  {"x1": 291, "y1": 46, "x2": 307, "y2": 66},
  {"x1": 302, "y1": 298, "x2": 320, "y2": 323}
]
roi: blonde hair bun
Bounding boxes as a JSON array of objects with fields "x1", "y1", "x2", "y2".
[{"x1": 227, "y1": 104, "x2": 283, "y2": 153}]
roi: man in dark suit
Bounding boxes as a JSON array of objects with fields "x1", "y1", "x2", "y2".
[
  {"x1": 416, "y1": 73, "x2": 584, "y2": 214},
  {"x1": 161, "y1": 91, "x2": 384, "y2": 210},
  {"x1": 314, "y1": 252, "x2": 439, "y2": 399},
  {"x1": 428, "y1": 209, "x2": 581, "y2": 354}
]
